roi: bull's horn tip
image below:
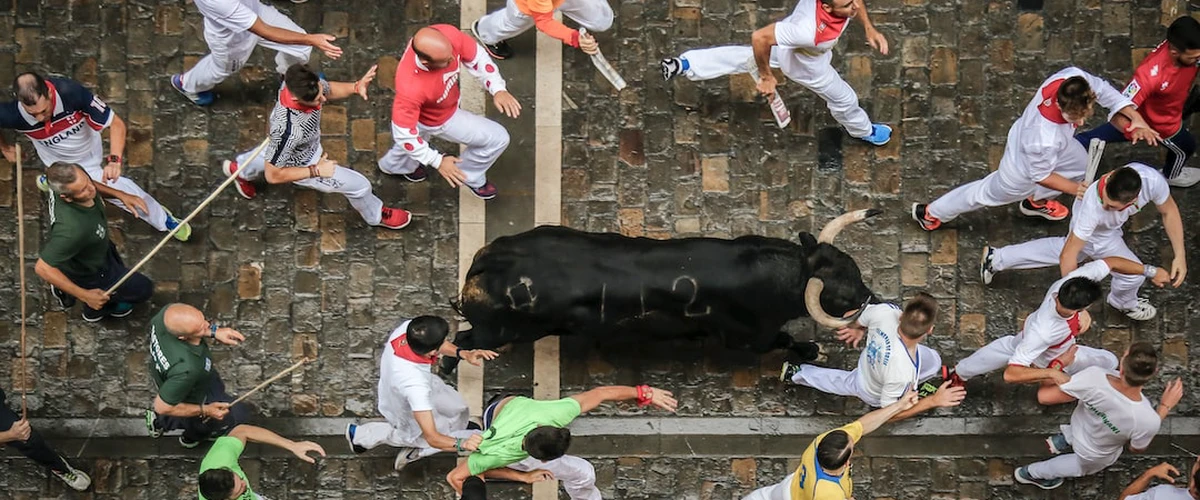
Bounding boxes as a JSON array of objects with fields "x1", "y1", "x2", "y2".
[{"x1": 864, "y1": 208, "x2": 882, "y2": 218}]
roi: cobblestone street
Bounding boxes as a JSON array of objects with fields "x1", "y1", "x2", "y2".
[{"x1": 0, "y1": 0, "x2": 1199, "y2": 498}]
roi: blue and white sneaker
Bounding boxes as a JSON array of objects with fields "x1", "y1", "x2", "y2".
[
  {"x1": 345, "y1": 423, "x2": 367, "y2": 454},
  {"x1": 1045, "y1": 433, "x2": 1072, "y2": 455},
  {"x1": 858, "y1": 123, "x2": 893, "y2": 146},
  {"x1": 109, "y1": 302, "x2": 135, "y2": 318},
  {"x1": 1014, "y1": 466, "x2": 1064, "y2": 490},
  {"x1": 36, "y1": 174, "x2": 49, "y2": 193},
  {"x1": 170, "y1": 74, "x2": 214, "y2": 106},
  {"x1": 162, "y1": 208, "x2": 191, "y2": 242}
]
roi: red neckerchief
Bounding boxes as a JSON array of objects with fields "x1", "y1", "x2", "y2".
[
  {"x1": 1037, "y1": 79, "x2": 1070, "y2": 125},
  {"x1": 814, "y1": 2, "x2": 849, "y2": 45},
  {"x1": 41, "y1": 81, "x2": 59, "y2": 134},
  {"x1": 279, "y1": 85, "x2": 321, "y2": 112},
  {"x1": 390, "y1": 334, "x2": 435, "y2": 365},
  {"x1": 1050, "y1": 312, "x2": 1081, "y2": 349}
]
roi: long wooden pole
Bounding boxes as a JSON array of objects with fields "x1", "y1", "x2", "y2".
[
  {"x1": 105, "y1": 138, "x2": 270, "y2": 295},
  {"x1": 16, "y1": 143, "x2": 27, "y2": 418},
  {"x1": 227, "y1": 357, "x2": 311, "y2": 407}
]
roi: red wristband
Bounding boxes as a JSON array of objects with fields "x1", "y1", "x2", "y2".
[
  {"x1": 1049, "y1": 360, "x2": 1064, "y2": 371},
  {"x1": 636, "y1": 385, "x2": 652, "y2": 407}
]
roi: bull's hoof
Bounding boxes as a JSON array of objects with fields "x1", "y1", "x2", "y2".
[{"x1": 789, "y1": 342, "x2": 825, "y2": 363}]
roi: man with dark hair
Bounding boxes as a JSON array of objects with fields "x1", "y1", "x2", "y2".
[
  {"x1": 1015, "y1": 343, "x2": 1184, "y2": 489},
  {"x1": 0, "y1": 72, "x2": 189, "y2": 239},
  {"x1": 662, "y1": 0, "x2": 894, "y2": 146},
  {"x1": 346, "y1": 316, "x2": 499, "y2": 470},
  {"x1": 782, "y1": 293, "x2": 965, "y2": 421},
  {"x1": 172, "y1": 0, "x2": 342, "y2": 106},
  {"x1": 380, "y1": 25, "x2": 519, "y2": 200},
  {"x1": 197, "y1": 424, "x2": 324, "y2": 500},
  {"x1": 34, "y1": 162, "x2": 155, "y2": 322},
  {"x1": 1119, "y1": 458, "x2": 1200, "y2": 500},
  {"x1": 446, "y1": 384, "x2": 678, "y2": 498},
  {"x1": 913, "y1": 68, "x2": 1157, "y2": 230},
  {"x1": 224, "y1": 63, "x2": 410, "y2": 230},
  {"x1": 0, "y1": 385, "x2": 91, "y2": 491},
  {"x1": 144, "y1": 303, "x2": 251, "y2": 448},
  {"x1": 741, "y1": 390, "x2": 917, "y2": 499},
  {"x1": 947, "y1": 256, "x2": 1168, "y2": 393},
  {"x1": 981, "y1": 162, "x2": 1185, "y2": 320},
  {"x1": 1077, "y1": 16, "x2": 1200, "y2": 187}
]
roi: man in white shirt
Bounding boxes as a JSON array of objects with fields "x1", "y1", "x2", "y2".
[
  {"x1": 980, "y1": 163, "x2": 1187, "y2": 321},
  {"x1": 1120, "y1": 459, "x2": 1200, "y2": 500},
  {"x1": 913, "y1": 67, "x2": 1158, "y2": 230},
  {"x1": 780, "y1": 293, "x2": 966, "y2": 420},
  {"x1": 344, "y1": 316, "x2": 499, "y2": 470},
  {"x1": 1014, "y1": 342, "x2": 1184, "y2": 490},
  {"x1": 661, "y1": 0, "x2": 894, "y2": 145},
  {"x1": 945, "y1": 257, "x2": 1169, "y2": 393},
  {"x1": 171, "y1": 0, "x2": 343, "y2": 106}
]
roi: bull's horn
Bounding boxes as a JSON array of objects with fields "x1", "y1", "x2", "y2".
[
  {"x1": 804, "y1": 278, "x2": 854, "y2": 329},
  {"x1": 816, "y1": 208, "x2": 882, "y2": 244}
]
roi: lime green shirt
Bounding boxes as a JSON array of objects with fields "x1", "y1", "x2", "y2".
[
  {"x1": 148, "y1": 305, "x2": 213, "y2": 405},
  {"x1": 39, "y1": 194, "x2": 110, "y2": 276},
  {"x1": 198, "y1": 437, "x2": 256, "y2": 500},
  {"x1": 467, "y1": 397, "x2": 582, "y2": 475}
]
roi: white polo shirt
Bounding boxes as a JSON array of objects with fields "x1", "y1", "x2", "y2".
[
  {"x1": 1010, "y1": 260, "x2": 1111, "y2": 368},
  {"x1": 1070, "y1": 162, "x2": 1171, "y2": 243},
  {"x1": 856, "y1": 303, "x2": 918, "y2": 406},
  {"x1": 1061, "y1": 366, "x2": 1161, "y2": 460},
  {"x1": 376, "y1": 320, "x2": 470, "y2": 442}
]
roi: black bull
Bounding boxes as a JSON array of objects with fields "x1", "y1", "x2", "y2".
[{"x1": 449, "y1": 209, "x2": 881, "y2": 366}]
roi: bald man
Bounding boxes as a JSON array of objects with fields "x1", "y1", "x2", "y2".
[
  {"x1": 378, "y1": 24, "x2": 519, "y2": 200},
  {"x1": 144, "y1": 303, "x2": 252, "y2": 448}
]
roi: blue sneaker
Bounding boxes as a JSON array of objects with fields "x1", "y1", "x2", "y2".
[
  {"x1": 170, "y1": 74, "x2": 214, "y2": 106},
  {"x1": 1045, "y1": 433, "x2": 1072, "y2": 455},
  {"x1": 345, "y1": 423, "x2": 367, "y2": 454},
  {"x1": 36, "y1": 174, "x2": 49, "y2": 193},
  {"x1": 109, "y1": 302, "x2": 135, "y2": 318},
  {"x1": 162, "y1": 208, "x2": 191, "y2": 242},
  {"x1": 1014, "y1": 466, "x2": 1063, "y2": 490},
  {"x1": 858, "y1": 123, "x2": 893, "y2": 146}
]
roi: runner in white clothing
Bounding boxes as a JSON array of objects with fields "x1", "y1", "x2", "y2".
[
  {"x1": 1014, "y1": 343, "x2": 1184, "y2": 490},
  {"x1": 913, "y1": 67, "x2": 1159, "y2": 230},
  {"x1": 344, "y1": 316, "x2": 499, "y2": 471},
  {"x1": 661, "y1": 0, "x2": 894, "y2": 145},
  {"x1": 981, "y1": 163, "x2": 1186, "y2": 321},
  {"x1": 1120, "y1": 459, "x2": 1200, "y2": 500},
  {"x1": 171, "y1": 0, "x2": 343, "y2": 106},
  {"x1": 781, "y1": 293, "x2": 966, "y2": 420},
  {"x1": 945, "y1": 257, "x2": 1170, "y2": 396}
]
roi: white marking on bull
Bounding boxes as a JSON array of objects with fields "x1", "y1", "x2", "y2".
[
  {"x1": 505, "y1": 277, "x2": 536, "y2": 311},
  {"x1": 672, "y1": 276, "x2": 711, "y2": 318}
]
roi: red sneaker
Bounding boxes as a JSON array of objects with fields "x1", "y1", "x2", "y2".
[
  {"x1": 224, "y1": 160, "x2": 256, "y2": 199},
  {"x1": 911, "y1": 203, "x2": 942, "y2": 231},
  {"x1": 469, "y1": 182, "x2": 498, "y2": 200},
  {"x1": 941, "y1": 365, "x2": 966, "y2": 388},
  {"x1": 1019, "y1": 198, "x2": 1069, "y2": 221},
  {"x1": 379, "y1": 207, "x2": 412, "y2": 229}
]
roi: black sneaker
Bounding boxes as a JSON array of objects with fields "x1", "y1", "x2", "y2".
[
  {"x1": 82, "y1": 308, "x2": 105, "y2": 323},
  {"x1": 661, "y1": 58, "x2": 683, "y2": 81},
  {"x1": 402, "y1": 165, "x2": 428, "y2": 183},
  {"x1": 179, "y1": 435, "x2": 202, "y2": 449},
  {"x1": 779, "y1": 361, "x2": 801, "y2": 382},
  {"x1": 471, "y1": 20, "x2": 513, "y2": 60},
  {"x1": 50, "y1": 285, "x2": 76, "y2": 309},
  {"x1": 911, "y1": 203, "x2": 942, "y2": 231}
]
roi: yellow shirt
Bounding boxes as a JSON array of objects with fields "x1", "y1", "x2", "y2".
[{"x1": 790, "y1": 421, "x2": 863, "y2": 500}]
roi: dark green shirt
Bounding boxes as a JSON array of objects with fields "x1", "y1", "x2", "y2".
[
  {"x1": 148, "y1": 306, "x2": 213, "y2": 405},
  {"x1": 40, "y1": 194, "x2": 110, "y2": 276}
]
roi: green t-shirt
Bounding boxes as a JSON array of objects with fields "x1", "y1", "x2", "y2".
[
  {"x1": 39, "y1": 194, "x2": 110, "y2": 276},
  {"x1": 148, "y1": 305, "x2": 213, "y2": 405},
  {"x1": 198, "y1": 436, "x2": 257, "y2": 500},
  {"x1": 467, "y1": 397, "x2": 582, "y2": 475}
]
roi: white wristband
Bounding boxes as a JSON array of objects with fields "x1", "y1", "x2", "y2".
[{"x1": 1143, "y1": 266, "x2": 1158, "y2": 279}]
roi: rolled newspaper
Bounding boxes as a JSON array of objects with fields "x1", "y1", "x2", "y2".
[
  {"x1": 580, "y1": 28, "x2": 626, "y2": 91},
  {"x1": 746, "y1": 57, "x2": 791, "y2": 129}
]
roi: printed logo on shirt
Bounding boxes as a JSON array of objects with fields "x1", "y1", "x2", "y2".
[
  {"x1": 1161, "y1": 81, "x2": 1170, "y2": 91},
  {"x1": 149, "y1": 326, "x2": 171, "y2": 372},
  {"x1": 94, "y1": 224, "x2": 105, "y2": 239},
  {"x1": 204, "y1": 358, "x2": 212, "y2": 372},
  {"x1": 864, "y1": 330, "x2": 892, "y2": 367},
  {"x1": 1150, "y1": 64, "x2": 1160, "y2": 77},
  {"x1": 1122, "y1": 80, "x2": 1141, "y2": 99},
  {"x1": 1085, "y1": 402, "x2": 1121, "y2": 435},
  {"x1": 817, "y1": 21, "x2": 827, "y2": 32},
  {"x1": 38, "y1": 119, "x2": 86, "y2": 147},
  {"x1": 90, "y1": 96, "x2": 106, "y2": 113},
  {"x1": 437, "y1": 66, "x2": 461, "y2": 105}
]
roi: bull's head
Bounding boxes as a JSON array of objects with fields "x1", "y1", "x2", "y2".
[{"x1": 802, "y1": 209, "x2": 881, "y2": 329}]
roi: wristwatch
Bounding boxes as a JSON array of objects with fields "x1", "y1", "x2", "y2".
[
  {"x1": 210, "y1": 323, "x2": 218, "y2": 339},
  {"x1": 1142, "y1": 266, "x2": 1159, "y2": 279},
  {"x1": 105, "y1": 154, "x2": 122, "y2": 165}
]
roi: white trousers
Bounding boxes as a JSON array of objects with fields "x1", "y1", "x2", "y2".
[
  {"x1": 1027, "y1": 425, "x2": 1122, "y2": 480},
  {"x1": 953, "y1": 335, "x2": 1119, "y2": 380},
  {"x1": 235, "y1": 146, "x2": 385, "y2": 226},
  {"x1": 352, "y1": 421, "x2": 478, "y2": 460},
  {"x1": 508, "y1": 455, "x2": 601, "y2": 500},
  {"x1": 182, "y1": 4, "x2": 312, "y2": 92},
  {"x1": 475, "y1": 0, "x2": 614, "y2": 44},
  {"x1": 992, "y1": 235, "x2": 1144, "y2": 310},
  {"x1": 678, "y1": 45, "x2": 873, "y2": 138},
  {"x1": 792, "y1": 345, "x2": 942, "y2": 407},
  {"x1": 378, "y1": 109, "x2": 509, "y2": 189},
  {"x1": 71, "y1": 158, "x2": 170, "y2": 232},
  {"x1": 927, "y1": 143, "x2": 1087, "y2": 221},
  {"x1": 742, "y1": 473, "x2": 794, "y2": 500}
]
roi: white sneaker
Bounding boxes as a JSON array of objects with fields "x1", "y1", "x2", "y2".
[
  {"x1": 394, "y1": 447, "x2": 421, "y2": 471},
  {"x1": 52, "y1": 461, "x2": 92, "y2": 491},
  {"x1": 1168, "y1": 167, "x2": 1200, "y2": 187},
  {"x1": 1119, "y1": 298, "x2": 1157, "y2": 321},
  {"x1": 980, "y1": 246, "x2": 996, "y2": 285}
]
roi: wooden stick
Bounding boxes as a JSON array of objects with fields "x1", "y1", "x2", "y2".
[
  {"x1": 1171, "y1": 442, "x2": 1199, "y2": 457},
  {"x1": 746, "y1": 56, "x2": 791, "y2": 129},
  {"x1": 105, "y1": 138, "x2": 270, "y2": 295},
  {"x1": 16, "y1": 143, "x2": 27, "y2": 419},
  {"x1": 227, "y1": 357, "x2": 311, "y2": 407}
]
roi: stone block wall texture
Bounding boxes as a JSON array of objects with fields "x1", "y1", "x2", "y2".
[{"x1": 0, "y1": 0, "x2": 1198, "y2": 498}]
